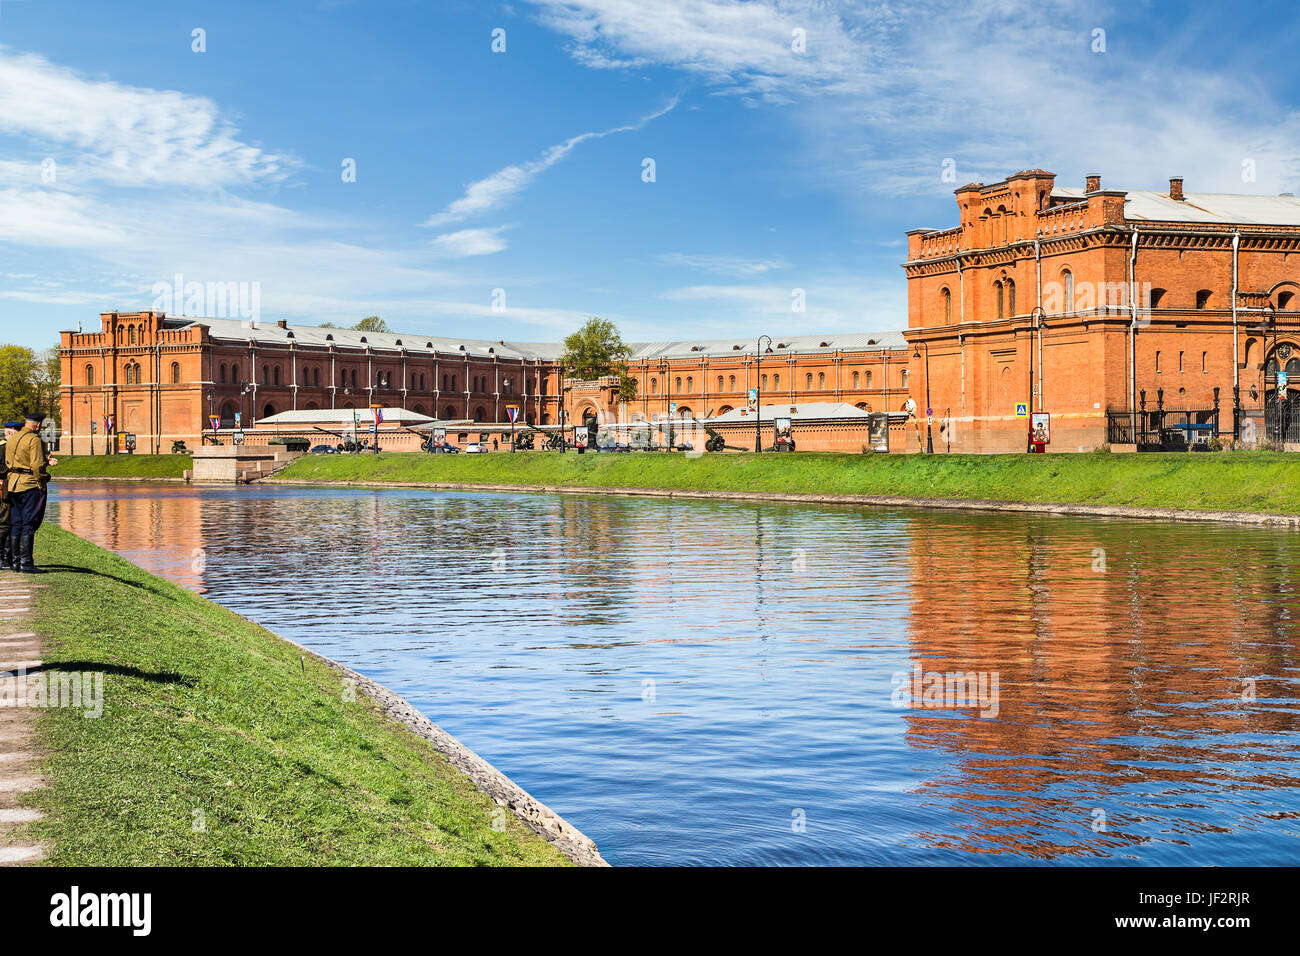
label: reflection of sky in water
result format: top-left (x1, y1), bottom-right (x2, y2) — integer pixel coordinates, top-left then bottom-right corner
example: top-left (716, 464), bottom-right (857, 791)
top-left (52, 482), bottom-right (1300, 866)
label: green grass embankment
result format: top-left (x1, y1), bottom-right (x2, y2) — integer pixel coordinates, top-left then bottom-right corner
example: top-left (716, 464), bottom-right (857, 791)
top-left (274, 450), bottom-right (1300, 515)
top-left (51, 453), bottom-right (191, 479)
top-left (18, 527), bottom-right (570, 866)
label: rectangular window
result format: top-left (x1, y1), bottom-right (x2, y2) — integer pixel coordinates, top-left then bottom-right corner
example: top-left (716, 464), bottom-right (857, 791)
top-left (1178, 350), bottom-right (1184, 373)
top-left (1156, 351), bottom-right (1161, 373)
top-left (1202, 351), bottom-right (1207, 372)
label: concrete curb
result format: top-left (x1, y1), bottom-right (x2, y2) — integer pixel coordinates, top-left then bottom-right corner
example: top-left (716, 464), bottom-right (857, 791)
top-left (260, 477), bottom-right (1300, 529)
top-left (268, 630), bottom-right (608, 867)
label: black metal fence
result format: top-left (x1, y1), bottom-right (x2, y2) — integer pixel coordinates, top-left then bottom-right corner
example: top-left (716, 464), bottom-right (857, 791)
top-left (1106, 406), bottom-right (1220, 450)
top-left (1264, 402), bottom-right (1300, 443)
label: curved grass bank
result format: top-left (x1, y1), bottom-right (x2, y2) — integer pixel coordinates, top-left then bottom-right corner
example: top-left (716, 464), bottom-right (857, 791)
top-left (51, 453), bottom-right (190, 480)
top-left (17, 527), bottom-right (590, 866)
top-left (273, 450), bottom-right (1300, 517)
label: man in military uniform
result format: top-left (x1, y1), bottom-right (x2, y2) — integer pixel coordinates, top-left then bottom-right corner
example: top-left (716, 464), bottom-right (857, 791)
top-left (5, 411), bottom-right (57, 574)
top-left (0, 420), bottom-right (17, 571)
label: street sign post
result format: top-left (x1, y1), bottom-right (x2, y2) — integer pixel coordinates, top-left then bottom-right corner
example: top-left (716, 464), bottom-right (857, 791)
top-left (506, 404), bottom-right (520, 452)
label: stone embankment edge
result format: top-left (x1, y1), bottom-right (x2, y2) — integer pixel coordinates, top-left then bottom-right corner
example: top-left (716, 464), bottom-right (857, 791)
top-left (260, 477), bottom-right (1300, 528)
top-left (265, 627), bottom-right (608, 867)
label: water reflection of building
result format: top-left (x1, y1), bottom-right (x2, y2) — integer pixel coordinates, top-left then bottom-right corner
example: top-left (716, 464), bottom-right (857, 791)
top-left (55, 488), bottom-right (208, 592)
top-left (902, 513), bottom-right (1300, 859)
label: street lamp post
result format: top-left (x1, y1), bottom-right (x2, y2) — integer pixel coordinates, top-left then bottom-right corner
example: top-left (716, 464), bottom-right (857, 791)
top-left (755, 334), bottom-right (771, 452)
top-left (912, 343), bottom-right (934, 454)
top-left (1260, 304), bottom-right (1279, 442)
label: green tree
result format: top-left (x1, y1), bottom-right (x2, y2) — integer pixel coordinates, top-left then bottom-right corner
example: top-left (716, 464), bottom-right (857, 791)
top-left (33, 345), bottom-right (62, 424)
top-left (561, 317), bottom-right (638, 403)
top-left (353, 316), bottom-right (390, 333)
top-left (0, 345), bottom-right (38, 424)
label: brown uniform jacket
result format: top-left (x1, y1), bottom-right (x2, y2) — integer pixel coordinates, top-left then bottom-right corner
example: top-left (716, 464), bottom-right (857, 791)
top-left (4, 430), bottom-right (48, 495)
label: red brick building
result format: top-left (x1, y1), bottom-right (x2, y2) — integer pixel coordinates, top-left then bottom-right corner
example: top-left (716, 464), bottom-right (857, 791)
top-left (905, 170), bottom-right (1300, 452)
top-left (57, 314), bottom-right (911, 453)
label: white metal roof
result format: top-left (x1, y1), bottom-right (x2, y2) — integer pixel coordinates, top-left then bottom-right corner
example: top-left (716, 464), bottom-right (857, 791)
top-left (704, 401), bottom-right (874, 423)
top-left (164, 317), bottom-right (908, 360)
top-left (1051, 186), bottom-right (1300, 225)
top-left (254, 408), bottom-right (437, 427)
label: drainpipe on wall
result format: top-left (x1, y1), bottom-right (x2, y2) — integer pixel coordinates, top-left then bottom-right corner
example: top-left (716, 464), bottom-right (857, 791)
top-left (1035, 234), bottom-right (1043, 412)
top-left (1232, 229), bottom-right (1241, 401)
top-left (1128, 227), bottom-right (1139, 430)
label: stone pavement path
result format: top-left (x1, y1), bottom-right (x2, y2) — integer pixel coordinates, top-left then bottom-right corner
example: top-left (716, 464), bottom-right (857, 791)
top-left (0, 576), bottom-right (46, 865)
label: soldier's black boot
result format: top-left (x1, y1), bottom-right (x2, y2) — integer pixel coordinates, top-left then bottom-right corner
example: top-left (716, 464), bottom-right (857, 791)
top-left (5, 531), bottom-right (18, 571)
top-left (17, 533), bottom-right (42, 574)
top-left (0, 534), bottom-right (11, 571)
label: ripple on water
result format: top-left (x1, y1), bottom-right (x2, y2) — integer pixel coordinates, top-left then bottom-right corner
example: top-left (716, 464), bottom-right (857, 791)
top-left (51, 482), bottom-right (1300, 866)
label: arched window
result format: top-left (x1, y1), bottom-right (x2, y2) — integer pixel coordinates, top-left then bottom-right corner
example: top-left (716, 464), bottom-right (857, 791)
top-left (901, 369), bottom-right (910, 387)
top-left (85, 364), bottom-right (94, 386)
top-left (450, 374), bottom-right (456, 391)
top-left (773, 373), bottom-right (780, 389)
top-left (806, 373), bottom-right (813, 389)
top-left (650, 377), bottom-right (658, 394)
top-left (729, 375), bottom-right (736, 389)
top-left (420, 373), bottom-right (425, 390)
top-left (351, 370), bottom-right (357, 387)
top-left (717, 375), bottom-right (724, 391)
top-left (941, 287), bottom-right (952, 323)
top-left (261, 365), bottom-right (269, 385)
top-left (123, 364), bottom-right (132, 385)
top-left (171, 362), bottom-right (181, 384)
top-left (263, 403), bottom-right (276, 419)
top-left (340, 370), bottom-right (347, 387)
top-left (1196, 289), bottom-right (1212, 309)
top-left (473, 406), bottom-right (485, 422)
top-left (852, 371), bottom-right (859, 387)
top-left (219, 363), bottom-right (227, 384)
top-left (995, 280), bottom-right (1004, 319)
top-left (675, 376), bottom-right (682, 391)
top-left (1006, 279), bottom-right (1016, 317)
top-left (1149, 288), bottom-right (1167, 309)
top-left (818, 372), bottom-right (825, 389)
top-left (761, 374), bottom-right (768, 389)
top-left (1279, 291), bottom-right (1295, 309)
top-left (444, 405), bottom-right (456, 419)
top-left (687, 376), bottom-right (694, 393)
top-left (866, 370), bottom-right (874, 388)
top-left (314, 368), bottom-right (320, 386)
top-left (1063, 270), bottom-right (1074, 312)
top-left (128, 325), bottom-right (136, 345)
top-left (231, 364), bottom-right (240, 383)
top-left (273, 366), bottom-right (280, 385)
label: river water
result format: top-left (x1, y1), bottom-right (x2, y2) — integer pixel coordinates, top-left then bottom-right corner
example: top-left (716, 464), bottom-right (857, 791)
top-left (50, 481), bottom-right (1300, 866)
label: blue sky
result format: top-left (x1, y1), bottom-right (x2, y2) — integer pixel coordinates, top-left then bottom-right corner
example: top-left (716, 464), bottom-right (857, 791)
top-left (2, 0), bottom-right (1300, 349)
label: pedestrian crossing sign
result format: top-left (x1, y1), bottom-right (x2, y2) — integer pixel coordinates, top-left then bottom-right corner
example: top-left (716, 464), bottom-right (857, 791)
top-left (1014, 403), bottom-right (1029, 418)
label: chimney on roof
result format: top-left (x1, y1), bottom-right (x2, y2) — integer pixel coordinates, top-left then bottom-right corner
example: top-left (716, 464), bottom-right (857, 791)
top-left (276, 319), bottom-right (287, 329)
top-left (1169, 176), bottom-right (1184, 201)
top-left (1085, 174), bottom-right (1101, 193)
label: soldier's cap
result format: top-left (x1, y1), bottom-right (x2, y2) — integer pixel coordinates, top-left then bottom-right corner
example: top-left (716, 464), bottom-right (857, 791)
top-left (3, 420), bottom-right (22, 429)
top-left (22, 411), bottom-right (45, 424)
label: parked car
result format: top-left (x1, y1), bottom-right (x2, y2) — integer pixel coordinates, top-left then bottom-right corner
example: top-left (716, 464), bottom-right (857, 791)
top-left (309, 444), bottom-right (337, 455)
top-left (464, 442), bottom-right (488, 454)
top-left (427, 442), bottom-right (459, 453)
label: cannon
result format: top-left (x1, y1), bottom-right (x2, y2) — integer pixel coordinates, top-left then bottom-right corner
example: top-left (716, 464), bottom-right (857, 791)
top-left (171, 439), bottom-right (190, 454)
top-left (700, 410), bottom-right (749, 453)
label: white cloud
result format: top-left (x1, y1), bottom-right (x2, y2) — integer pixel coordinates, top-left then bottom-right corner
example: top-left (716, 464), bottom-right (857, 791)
top-left (526, 0), bottom-right (1300, 195)
top-left (659, 252), bottom-right (789, 277)
top-left (423, 96), bottom-right (679, 227)
top-left (0, 47), bottom-right (294, 188)
top-left (431, 226), bottom-right (511, 258)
